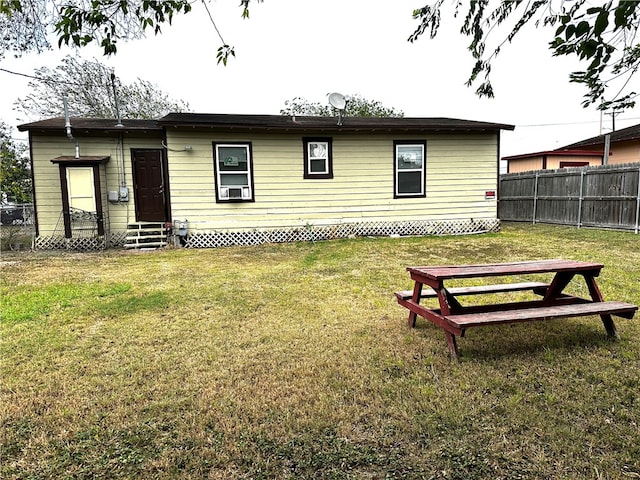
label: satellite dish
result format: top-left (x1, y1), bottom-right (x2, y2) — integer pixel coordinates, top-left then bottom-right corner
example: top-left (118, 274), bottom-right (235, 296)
top-left (327, 92), bottom-right (348, 125)
top-left (328, 92), bottom-right (347, 110)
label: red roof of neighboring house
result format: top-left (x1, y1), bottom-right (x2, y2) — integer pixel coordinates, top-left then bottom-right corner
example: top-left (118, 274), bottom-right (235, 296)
top-left (503, 123), bottom-right (640, 160)
top-left (502, 149), bottom-right (603, 161)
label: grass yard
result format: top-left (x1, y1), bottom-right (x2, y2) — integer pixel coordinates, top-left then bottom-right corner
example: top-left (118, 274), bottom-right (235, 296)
top-left (1, 223), bottom-right (639, 479)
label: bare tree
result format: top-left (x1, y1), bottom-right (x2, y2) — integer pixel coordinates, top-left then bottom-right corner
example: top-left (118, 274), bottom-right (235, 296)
top-left (281, 94), bottom-right (404, 118)
top-left (14, 56), bottom-right (189, 120)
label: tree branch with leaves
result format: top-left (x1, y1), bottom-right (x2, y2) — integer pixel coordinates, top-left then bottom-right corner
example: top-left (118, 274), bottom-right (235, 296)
top-left (4, 1), bottom-right (637, 112)
top-left (0, 0), bottom-right (262, 64)
top-left (409, 0), bottom-right (639, 111)
top-left (0, 122), bottom-right (31, 204)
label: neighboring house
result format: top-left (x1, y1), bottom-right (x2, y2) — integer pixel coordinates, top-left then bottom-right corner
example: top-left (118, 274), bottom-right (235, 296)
top-left (504, 122), bottom-right (640, 173)
top-left (503, 149), bottom-right (603, 173)
top-left (562, 122), bottom-right (640, 164)
top-left (19, 113), bottom-right (514, 250)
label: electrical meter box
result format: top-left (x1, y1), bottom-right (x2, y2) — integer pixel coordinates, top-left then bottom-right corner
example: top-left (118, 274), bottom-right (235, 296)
top-left (119, 187), bottom-right (129, 202)
top-left (175, 220), bottom-right (188, 236)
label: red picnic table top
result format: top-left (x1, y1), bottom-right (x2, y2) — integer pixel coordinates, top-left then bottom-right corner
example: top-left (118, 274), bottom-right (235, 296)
top-left (407, 259), bottom-right (604, 281)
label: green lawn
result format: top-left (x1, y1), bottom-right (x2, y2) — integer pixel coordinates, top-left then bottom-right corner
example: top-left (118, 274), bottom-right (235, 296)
top-left (1, 223), bottom-right (639, 479)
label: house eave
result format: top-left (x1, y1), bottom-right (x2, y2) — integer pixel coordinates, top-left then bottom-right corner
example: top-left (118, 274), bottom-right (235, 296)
top-left (18, 117), bottom-right (163, 135)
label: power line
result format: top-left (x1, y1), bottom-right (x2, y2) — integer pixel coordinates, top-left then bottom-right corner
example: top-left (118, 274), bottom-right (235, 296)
top-left (0, 67), bottom-right (87, 87)
top-left (517, 116), bottom-right (640, 128)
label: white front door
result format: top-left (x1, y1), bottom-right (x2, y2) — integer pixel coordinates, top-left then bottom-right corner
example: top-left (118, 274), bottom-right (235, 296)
top-left (66, 167), bottom-right (96, 212)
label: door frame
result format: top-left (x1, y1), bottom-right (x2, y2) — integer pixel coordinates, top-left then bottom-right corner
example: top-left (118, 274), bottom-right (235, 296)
top-left (51, 156), bottom-right (108, 238)
top-left (131, 148), bottom-right (171, 223)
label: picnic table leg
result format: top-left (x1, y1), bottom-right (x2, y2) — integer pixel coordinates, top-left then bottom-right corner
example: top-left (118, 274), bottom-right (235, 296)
top-left (444, 332), bottom-right (460, 360)
top-left (408, 282), bottom-right (423, 328)
top-left (599, 314), bottom-right (618, 338)
top-left (583, 274), bottom-right (619, 338)
top-left (439, 287), bottom-right (463, 312)
top-left (543, 271), bottom-right (576, 303)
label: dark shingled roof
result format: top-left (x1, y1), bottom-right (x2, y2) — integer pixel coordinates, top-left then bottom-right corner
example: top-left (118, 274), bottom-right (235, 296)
top-left (18, 117), bottom-right (162, 133)
top-left (18, 114), bottom-right (515, 135)
top-left (560, 123), bottom-right (640, 149)
top-left (158, 113), bottom-right (514, 133)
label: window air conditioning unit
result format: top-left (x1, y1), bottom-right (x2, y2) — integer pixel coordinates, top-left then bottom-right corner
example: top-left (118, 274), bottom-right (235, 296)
top-left (228, 187), bottom-right (243, 199)
top-left (220, 186), bottom-right (251, 200)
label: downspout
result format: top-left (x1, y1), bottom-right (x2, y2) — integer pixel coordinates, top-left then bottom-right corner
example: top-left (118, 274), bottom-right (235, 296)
top-left (110, 73), bottom-right (127, 195)
top-left (119, 132), bottom-right (127, 191)
top-left (63, 97), bottom-right (79, 158)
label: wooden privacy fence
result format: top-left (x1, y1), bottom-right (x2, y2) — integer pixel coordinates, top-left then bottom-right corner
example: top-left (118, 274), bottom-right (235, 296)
top-left (499, 163), bottom-right (640, 233)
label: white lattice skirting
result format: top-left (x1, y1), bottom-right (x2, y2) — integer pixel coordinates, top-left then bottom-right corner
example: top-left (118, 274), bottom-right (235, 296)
top-left (35, 232), bottom-right (127, 251)
top-left (35, 236), bottom-right (106, 251)
top-left (34, 219), bottom-right (500, 250)
top-left (184, 219), bottom-right (500, 249)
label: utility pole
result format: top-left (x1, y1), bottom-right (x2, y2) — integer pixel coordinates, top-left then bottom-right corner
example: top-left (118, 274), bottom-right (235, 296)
top-left (605, 111), bottom-right (619, 132)
top-left (602, 110), bottom-right (620, 165)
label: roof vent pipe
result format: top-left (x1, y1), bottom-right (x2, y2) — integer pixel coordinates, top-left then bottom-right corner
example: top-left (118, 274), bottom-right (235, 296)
top-left (63, 97), bottom-right (80, 158)
top-left (111, 73), bottom-right (124, 127)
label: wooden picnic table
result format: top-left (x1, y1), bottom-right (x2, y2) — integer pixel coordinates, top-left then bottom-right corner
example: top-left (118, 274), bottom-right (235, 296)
top-left (395, 259), bottom-right (637, 359)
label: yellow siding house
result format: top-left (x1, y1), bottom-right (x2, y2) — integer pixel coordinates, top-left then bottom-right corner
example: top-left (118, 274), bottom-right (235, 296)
top-left (19, 113), bottom-right (514, 249)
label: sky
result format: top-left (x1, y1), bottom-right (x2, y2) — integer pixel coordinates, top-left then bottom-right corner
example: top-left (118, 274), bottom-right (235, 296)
top-left (1, 0), bottom-right (639, 160)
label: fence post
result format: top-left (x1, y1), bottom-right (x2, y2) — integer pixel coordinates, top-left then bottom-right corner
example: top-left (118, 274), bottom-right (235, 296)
top-left (635, 165), bottom-right (640, 234)
top-left (577, 170), bottom-right (585, 229)
top-left (532, 172), bottom-right (539, 224)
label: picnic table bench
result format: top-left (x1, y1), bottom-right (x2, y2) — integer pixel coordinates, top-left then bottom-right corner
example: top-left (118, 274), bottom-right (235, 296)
top-left (395, 259), bottom-right (637, 359)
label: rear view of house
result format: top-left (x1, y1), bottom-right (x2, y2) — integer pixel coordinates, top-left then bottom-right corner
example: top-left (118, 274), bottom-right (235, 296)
top-left (19, 113), bottom-right (513, 249)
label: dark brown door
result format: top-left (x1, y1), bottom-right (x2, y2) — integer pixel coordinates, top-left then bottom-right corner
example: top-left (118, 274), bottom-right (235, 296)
top-left (132, 149), bottom-right (168, 222)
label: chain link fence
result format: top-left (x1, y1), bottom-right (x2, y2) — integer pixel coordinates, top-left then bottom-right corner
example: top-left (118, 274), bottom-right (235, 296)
top-left (0, 203), bottom-right (35, 251)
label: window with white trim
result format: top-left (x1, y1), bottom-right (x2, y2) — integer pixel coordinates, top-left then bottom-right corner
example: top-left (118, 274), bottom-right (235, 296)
top-left (303, 137), bottom-right (333, 179)
top-left (213, 142), bottom-right (255, 202)
top-left (394, 140), bottom-right (426, 198)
